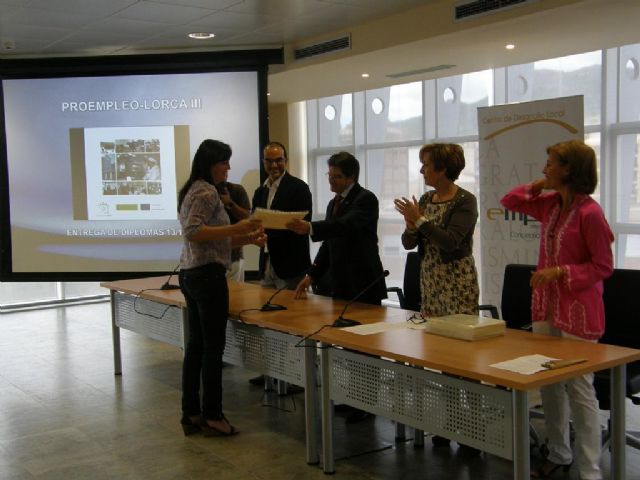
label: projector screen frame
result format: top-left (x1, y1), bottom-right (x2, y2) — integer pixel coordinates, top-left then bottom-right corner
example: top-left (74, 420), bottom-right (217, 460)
top-left (0, 49), bottom-right (282, 282)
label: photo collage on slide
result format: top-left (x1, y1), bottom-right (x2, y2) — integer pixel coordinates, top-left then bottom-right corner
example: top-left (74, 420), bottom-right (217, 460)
top-left (101, 138), bottom-right (162, 196)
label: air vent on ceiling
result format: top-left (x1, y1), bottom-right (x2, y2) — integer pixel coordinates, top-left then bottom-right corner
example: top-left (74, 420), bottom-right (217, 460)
top-left (387, 64), bottom-right (456, 79)
top-left (294, 35), bottom-right (351, 61)
top-left (454, 0), bottom-right (538, 21)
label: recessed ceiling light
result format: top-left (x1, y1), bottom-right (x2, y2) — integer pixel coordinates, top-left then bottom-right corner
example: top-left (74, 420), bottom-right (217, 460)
top-left (361, 73), bottom-right (370, 78)
top-left (188, 32), bottom-right (215, 40)
top-left (505, 44), bottom-right (515, 50)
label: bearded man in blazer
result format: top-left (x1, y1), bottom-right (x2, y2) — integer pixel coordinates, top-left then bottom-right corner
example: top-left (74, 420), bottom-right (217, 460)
top-left (288, 151), bottom-right (387, 305)
top-left (252, 142), bottom-right (312, 289)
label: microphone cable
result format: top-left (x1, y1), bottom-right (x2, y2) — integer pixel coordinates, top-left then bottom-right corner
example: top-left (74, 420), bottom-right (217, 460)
top-left (133, 288), bottom-right (179, 320)
top-left (260, 287), bottom-right (287, 311)
top-left (333, 269), bottom-right (390, 327)
top-left (160, 264), bottom-right (181, 290)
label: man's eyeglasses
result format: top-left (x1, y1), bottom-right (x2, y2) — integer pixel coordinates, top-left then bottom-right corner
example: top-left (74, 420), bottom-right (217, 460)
top-left (406, 312), bottom-right (427, 324)
top-left (263, 157), bottom-right (286, 165)
top-left (326, 172), bottom-right (346, 180)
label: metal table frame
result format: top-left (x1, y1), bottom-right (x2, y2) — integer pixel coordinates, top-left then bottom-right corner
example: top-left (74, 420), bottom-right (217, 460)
top-left (108, 289), bottom-right (320, 465)
top-left (319, 344), bottom-right (628, 480)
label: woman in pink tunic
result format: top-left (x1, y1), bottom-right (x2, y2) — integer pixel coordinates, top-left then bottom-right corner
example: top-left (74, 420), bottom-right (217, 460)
top-left (501, 140), bottom-right (613, 480)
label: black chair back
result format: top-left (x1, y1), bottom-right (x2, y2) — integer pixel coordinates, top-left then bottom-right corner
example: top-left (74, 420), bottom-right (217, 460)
top-left (500, 264), bottom-right (536, 330)
top-left (601, 268), bottom-right (640, 349)
top-left (596, 268), bottom-right (640, 409)
top-left (402, 251), bottom-right (422, 311)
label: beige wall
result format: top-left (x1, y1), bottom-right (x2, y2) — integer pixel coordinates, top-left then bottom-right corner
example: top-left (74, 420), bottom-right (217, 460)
top-left (267, 102), bottom-right (289, 153)
top-left (267, 101), bottom-right (307, 181)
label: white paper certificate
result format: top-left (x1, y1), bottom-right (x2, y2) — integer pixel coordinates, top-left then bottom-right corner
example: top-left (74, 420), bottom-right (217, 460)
top-left (252, 208), bottom-right (308, 229)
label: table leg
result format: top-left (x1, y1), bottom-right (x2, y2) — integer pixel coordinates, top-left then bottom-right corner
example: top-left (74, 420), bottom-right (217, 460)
top-left (278, 380), bottom-right (288, 395)
top-left (320, 344), bottom-right (335, 474)
top-left (304, 339), bottom-right (319, 465)
top-left (110, 290), bottom-right (122, 375)
top-left (610, 364), bottom-right (626, 480)
top-left (414, 428), bottom-right (424, 447)
top-left (513, 389), bottom-right (529, 480)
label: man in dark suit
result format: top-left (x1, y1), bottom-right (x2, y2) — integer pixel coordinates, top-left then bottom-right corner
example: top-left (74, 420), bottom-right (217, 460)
top-left (252, 141), bottom-right (312, 290)
top-left (289, 151), bottom-right (387, 305)
top-left (248, 142), bottom-right (312, 389)
top-left (288, 151), bottom-right (386, 422)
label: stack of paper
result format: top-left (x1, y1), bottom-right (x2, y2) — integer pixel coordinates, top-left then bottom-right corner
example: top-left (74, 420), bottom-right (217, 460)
top-left (252, 208), bottom-right (308, 229)
top-left (490, 354), bottom-right (559, 375)
top-left (424, 314), bottom-right (506, 341)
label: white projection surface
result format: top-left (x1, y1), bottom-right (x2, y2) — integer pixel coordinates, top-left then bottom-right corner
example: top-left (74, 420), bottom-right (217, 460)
top-left (2, 71), bottom-right (260, 274)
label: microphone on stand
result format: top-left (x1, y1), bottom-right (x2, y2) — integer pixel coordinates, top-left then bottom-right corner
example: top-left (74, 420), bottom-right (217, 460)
top-left (260, 287), bottom-right (287, 311)
top-left (161, 264), bottom-right (181, 290)
top-left (332, 270), bottom-right (390, 328)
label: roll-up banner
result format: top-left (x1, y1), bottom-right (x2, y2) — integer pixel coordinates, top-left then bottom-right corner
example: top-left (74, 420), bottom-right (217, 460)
top-left (478, 95), bottom-right (584, 309)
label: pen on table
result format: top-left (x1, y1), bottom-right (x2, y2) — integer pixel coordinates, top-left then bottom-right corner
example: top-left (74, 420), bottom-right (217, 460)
top-left (541, 358), bottom-right (587, 370)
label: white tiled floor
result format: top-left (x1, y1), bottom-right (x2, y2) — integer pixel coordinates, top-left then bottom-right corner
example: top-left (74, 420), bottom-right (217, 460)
top-left (0, 301), bottom-right (638, 479)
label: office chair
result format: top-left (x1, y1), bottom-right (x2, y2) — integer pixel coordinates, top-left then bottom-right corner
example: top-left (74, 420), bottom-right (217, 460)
top-left (500, 264), bottom-right (536, 330)
top-left (593, 268), bottom-right (640, 451)
top-left (387, 251), bottom-right (422, 311)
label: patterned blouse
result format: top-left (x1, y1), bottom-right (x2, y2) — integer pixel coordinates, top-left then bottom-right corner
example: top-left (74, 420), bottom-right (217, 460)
top-left (179, 180), bottom-right (231, 270)
top-left (402, 190), bottom-right (479, 317)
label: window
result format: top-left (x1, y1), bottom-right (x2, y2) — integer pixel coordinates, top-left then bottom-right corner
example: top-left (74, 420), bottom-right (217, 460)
top-left (365, 147), bottom-right (422, 221)
top-left (619, 44), bottom-right (640, 122)
top-left (366, 82), bottom-right (423, 143)
top-left (437, 70), bottom-right (493, 137)
top-left (318, 94), bottom-right (353, 147)
top-left (615, 134), bottom-right (640, 224)
top-left (63, 282), bottom-right (105, 299)
top-left (508, 51), bottom-right (602, 125)
top-left (0, 283), bottom-right (58, 306)
top-left (300, 42), bottom-right (640, 302)
top-left (0, 281), bottom-right (106, 308)
top-left (617, 234), bottom-right (640, 269)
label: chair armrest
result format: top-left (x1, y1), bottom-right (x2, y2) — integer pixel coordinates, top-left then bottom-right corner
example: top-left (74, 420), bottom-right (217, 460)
top-left (386, 287), bottom-right (406, 309)
top-left (478, 304), bottom-right (499, 319)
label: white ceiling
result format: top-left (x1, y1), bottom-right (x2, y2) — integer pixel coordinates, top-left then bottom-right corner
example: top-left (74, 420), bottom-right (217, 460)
top-left (0, 0), bottom-right (434, 56)
top-left (1, 0), bottom-right (639, 104)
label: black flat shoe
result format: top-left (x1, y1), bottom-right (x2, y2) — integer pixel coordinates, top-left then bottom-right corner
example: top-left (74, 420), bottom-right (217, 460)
top-left (180, 415), bottom-right (202, 436)
top-left (334, 403), bottom-right (355, 413)
top-left (458, 443), bottom-right (481, 456)
top-left (200, 414), bottom-right (239, 437)
top-left (345, 408), bottom-right (373, 424)
top-left (431, 435), bottom-right (451, 447)
top-left (530, 460), bottom-right (572, 478)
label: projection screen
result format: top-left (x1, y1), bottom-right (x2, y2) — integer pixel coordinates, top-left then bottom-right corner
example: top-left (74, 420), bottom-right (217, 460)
top-left (0, 51), bottom-right (280, 280)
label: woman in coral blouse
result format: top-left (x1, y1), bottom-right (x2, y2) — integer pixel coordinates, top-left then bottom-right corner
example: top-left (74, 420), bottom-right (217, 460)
top-left (501, 140), bottom-right (613, 480)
